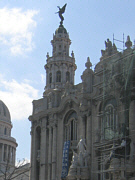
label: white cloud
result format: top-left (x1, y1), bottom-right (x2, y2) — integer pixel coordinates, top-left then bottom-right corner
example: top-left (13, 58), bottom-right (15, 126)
top-left (0, 77), bottom-right (39, 121)
top-left (0, 8), bottom-right (38, 56)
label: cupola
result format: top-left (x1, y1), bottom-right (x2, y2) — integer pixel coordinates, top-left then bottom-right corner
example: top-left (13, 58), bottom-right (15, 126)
top-left (0, 100), bottom-right (17, 169)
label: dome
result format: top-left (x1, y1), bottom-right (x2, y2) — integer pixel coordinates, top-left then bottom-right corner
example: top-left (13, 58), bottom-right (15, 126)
top-left (55, 24), bottom-right (67, 34)
top-left (0, 100), bottom-right (11, 123)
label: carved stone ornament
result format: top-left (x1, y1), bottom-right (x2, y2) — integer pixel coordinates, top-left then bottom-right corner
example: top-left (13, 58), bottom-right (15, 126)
top-left (125, 35), bottom-right (132, 49)
top-left (85, 57), bottom-right (92, 69)
top-left (69, 138), bottom-right (89, 168)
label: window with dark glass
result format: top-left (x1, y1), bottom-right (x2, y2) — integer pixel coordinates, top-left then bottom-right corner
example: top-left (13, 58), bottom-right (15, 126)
top-left (102, 104), bottom-right (117, 140)
top-left (66, 71), bottom-right (70, 82)
top-left (49, 73), bottom-right (52, 83)
top-left (65, 111), bottom-right (77, 141)
top-left (56, 71), bottom-right (61, 82)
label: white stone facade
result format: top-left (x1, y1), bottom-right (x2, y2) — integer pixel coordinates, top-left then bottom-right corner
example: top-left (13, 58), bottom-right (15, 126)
top-left (0, 100), bottom-right (17, 174)
top-left (29, 24), bottom-right (135, 180)
top-left (0, 100), bottom-right (30, 180)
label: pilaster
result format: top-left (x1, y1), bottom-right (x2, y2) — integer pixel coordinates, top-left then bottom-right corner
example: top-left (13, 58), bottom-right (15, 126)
top-left (129, 100), bottom-right (135, 159)
top-left (1, 143), bottom-right (4, 162)
top-left (48, 126), bottom-right (52, 180)
top-left (52, 123), bottom-right (57, 180)
top-left (40, 117), bottom-right (47, 180)
top-left (30, 124), bottom-right (36, 180)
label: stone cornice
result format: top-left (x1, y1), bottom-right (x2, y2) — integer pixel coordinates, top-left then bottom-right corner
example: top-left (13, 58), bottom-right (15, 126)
top-left (0, 135), bottom-right (18, 147)
top-left (31, 95), bottom-right (80, 121)
top-left (0, 120), bottom-right (12, 128)
top-left (45, 59), bottom-right (76, 70)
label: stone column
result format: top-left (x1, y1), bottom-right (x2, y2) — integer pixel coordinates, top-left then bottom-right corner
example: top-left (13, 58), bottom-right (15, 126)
top-left (40, 118), bottom-right (47, 180)
top-left (129, 100), bottom-right (135, 159)
top-left (10, 147), bottom-right (12, 163)
top-left (1, 144), bottom-right (4, 162)
top-left (9, 146), bottom-right (11, 163)
top-left (91, 105), bottom-right (98, 180)
top-left (30, 124), bottom-right (36, 180)
top-left (79, 115), bottom-right (85, 139)
top-left (86, 114), bottom-right (91, 155)
top-left (13, 147), bottom-right (15, 165)
top-left (48, 126), bottom-right (52, 180)
top-left (52, 124), bottom-right (57, 180)
top-left (46, 69), bottom-right (49, 86)
top-left (5, 145), bottom-right (8, 162)
top-left (71, 67), bottom-right (73, 84)
top-left (52, 64), bottom-right (55, 89)
top-left (62, 65), bottom-right (65, 85)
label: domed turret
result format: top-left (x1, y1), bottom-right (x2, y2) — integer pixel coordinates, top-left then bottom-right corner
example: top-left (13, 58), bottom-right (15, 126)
top-left (55, 24), bottom-right (67, 34)
top-left (0, 100), bottom-right (11, 123)
top-left (0, 100), bottom-right (17, 170)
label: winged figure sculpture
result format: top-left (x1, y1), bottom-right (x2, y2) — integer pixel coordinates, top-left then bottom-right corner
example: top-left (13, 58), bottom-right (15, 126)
top-left (56, 4), bottom-right (67, 25)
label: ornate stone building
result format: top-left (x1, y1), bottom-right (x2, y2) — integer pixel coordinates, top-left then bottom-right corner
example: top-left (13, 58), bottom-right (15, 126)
top-left (29, 21), bottom-right (135, 180)
top-left (0, 100), bottom-right (17, 179)
top-left (0, 100), bottom-right (17, 173)
top-left (0, 100), bottom-right (29, 180)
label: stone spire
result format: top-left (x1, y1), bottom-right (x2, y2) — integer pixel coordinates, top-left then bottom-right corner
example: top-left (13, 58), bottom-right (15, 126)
top-left (85, 57), bottom-right (92, 69)
top-left (81, 57), bottom-right (94, 93)
top-left (125, 35), bottom-right (132, 49)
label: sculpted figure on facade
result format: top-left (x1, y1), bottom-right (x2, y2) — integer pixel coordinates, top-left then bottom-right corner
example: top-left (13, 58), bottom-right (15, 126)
top-left (56, 3), bottom-right (67, 25)
top-left (70, 138), bottom-right (88, 169)
top-left (101, 38), bottom-right (118, 57)
top-left (71, 151), bottom-right (78, 168)
top-left (77, 138), bottom-right (87, 154)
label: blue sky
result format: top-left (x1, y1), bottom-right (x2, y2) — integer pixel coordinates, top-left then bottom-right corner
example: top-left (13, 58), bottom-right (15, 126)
top-left (0, 0), bottom-right (135, 160)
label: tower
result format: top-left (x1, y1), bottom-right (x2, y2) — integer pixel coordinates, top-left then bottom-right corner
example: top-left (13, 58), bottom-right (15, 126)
top-left (0, 100), bottom-right (17, 172)
top-left (44, 24), bottom-right (76, 92)
top-left (29, 21), bottom-right (79, 180)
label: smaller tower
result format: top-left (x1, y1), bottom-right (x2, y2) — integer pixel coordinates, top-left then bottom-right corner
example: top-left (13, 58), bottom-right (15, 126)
top-left (0, 100), bottom-right (17, 172)
top-left (81, 57), bottom-right (94, 93)
top-left (44, 24), bottom-right (77, 93)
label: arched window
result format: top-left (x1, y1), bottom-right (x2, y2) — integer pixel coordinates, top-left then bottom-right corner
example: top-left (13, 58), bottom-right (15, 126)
top-left (56, 71), bottom-right (61, 82)
top-left (64, 111), bottom-right (77, 142)
top-left (66, 72), bottom-right (70, 82)
top-left (64, 111), bottom-right (78, 168)
top-left (49, 73), bottom-right (52, 83)
top-left (105, 105), bottom-right (116, 130)
top-left (102, 104), bottom-right (117, 140)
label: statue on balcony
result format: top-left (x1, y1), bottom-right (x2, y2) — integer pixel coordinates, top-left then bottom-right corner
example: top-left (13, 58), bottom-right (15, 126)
top-left (68, 138), bottom-right (90, 178)
top-left (71, 150), bottom-right (78, 168)
top-left (70, 138), bottom-right (88, 168)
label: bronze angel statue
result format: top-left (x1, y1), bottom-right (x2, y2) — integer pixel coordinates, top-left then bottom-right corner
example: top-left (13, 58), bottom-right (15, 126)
top-left (56, 4), bottom-right (67, 25)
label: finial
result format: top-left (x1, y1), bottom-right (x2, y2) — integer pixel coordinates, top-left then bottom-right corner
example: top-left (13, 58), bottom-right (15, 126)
top-left (125, 35), bottom-right (132, 49)
top-left (85, 57), bottom-right (92, 69)
top-left (71, 51), bottom-right (74, 58)
top-left (46, 52), bottom-right (49, 59)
